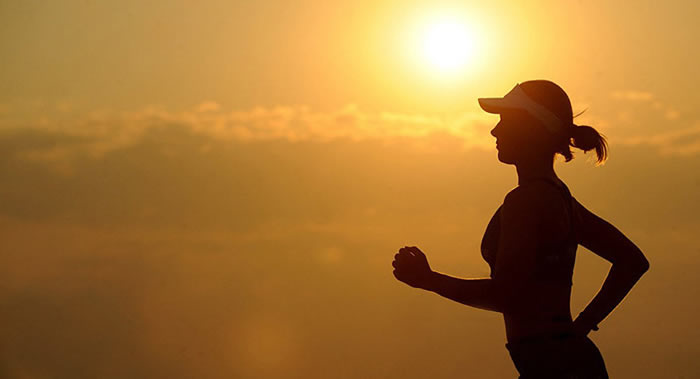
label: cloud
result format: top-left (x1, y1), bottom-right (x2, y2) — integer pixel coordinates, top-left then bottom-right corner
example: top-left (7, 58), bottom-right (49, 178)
top-left (196, 101), bottom-right (221, 112)
top-left (621, 122), bottom-right (700, 156)
top-left (2, 98), bottom-right (698, 175)
top-left (0, 104), bottom-right (496, 171)
top-left (665, 109), bottom-right (681, 121)
top-left (610, 90), bottom-right (700, 156)
top-left (609, 89), bottom-right (682, 123)
top-left (605, 91), bottom-right (700, 155)
top-left (610, 90), bottom-right (654, 101)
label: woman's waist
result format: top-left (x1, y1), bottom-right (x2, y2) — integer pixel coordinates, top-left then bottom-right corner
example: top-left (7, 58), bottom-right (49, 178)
top-left (504, 311), bottom-right (574, 344)
top-left (503, 286), bottom-right (573, 342)
top-left (504, 281), bottom-right (572, 310)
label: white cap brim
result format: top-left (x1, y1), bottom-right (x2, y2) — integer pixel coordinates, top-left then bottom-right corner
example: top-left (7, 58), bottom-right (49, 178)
top-left (478, 84), bottom-right (567, 134)
top-left (478, 97), bottom-right (515, 114)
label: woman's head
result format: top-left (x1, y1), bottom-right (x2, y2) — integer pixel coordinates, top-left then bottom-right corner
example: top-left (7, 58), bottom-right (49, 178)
top-left (480, 80), bottom-right (608, 165)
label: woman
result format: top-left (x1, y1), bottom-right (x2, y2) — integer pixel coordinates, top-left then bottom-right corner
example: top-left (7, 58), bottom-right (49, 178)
top-left (391, 80), bottom-right (649, 378)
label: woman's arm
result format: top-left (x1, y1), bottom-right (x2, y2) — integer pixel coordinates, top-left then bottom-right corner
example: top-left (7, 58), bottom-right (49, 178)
top-left (392, 185), bottom-right (547, 314)
top-left (572, 199), bottom-right (650, 333)
top-left (423, 272), bottom-right (503, 312)
top-left (392, 246), bottom-right (504, 312)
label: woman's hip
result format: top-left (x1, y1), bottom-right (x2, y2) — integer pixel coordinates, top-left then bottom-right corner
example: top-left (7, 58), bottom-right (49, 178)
top-left (505, 333), bottom-right (608, 378)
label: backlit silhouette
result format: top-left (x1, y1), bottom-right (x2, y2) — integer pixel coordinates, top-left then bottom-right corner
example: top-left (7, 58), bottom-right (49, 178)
top-left (392, 80), bottom-right (650, 378)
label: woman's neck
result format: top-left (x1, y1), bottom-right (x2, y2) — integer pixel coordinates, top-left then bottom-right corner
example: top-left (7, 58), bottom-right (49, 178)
top-left (515, 158), bottom-right (557, 186)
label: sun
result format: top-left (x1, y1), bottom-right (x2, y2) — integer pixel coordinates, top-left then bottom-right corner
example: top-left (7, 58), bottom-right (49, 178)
top-left (418, 17), bottom-right (477, 75)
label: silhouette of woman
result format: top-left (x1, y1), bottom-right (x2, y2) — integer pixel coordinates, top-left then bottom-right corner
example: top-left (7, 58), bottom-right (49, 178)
top-left (391, 80), bottom-right (649, 378)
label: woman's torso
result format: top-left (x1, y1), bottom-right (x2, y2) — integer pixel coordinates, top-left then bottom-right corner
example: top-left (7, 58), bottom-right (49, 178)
top-left (481, 177), bottom-right (578, 343)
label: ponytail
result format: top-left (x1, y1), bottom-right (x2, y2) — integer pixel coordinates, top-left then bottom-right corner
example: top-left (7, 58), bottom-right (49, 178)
top-left (570, 124), bottom-right (608, 165)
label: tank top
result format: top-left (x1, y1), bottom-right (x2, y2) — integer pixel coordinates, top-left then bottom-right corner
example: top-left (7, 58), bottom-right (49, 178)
top-left (480, 177), bottom-right (578, 286)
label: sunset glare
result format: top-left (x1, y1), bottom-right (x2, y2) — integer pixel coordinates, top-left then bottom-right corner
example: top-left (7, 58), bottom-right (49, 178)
top-left (419, 17), bottom-right (477, 75)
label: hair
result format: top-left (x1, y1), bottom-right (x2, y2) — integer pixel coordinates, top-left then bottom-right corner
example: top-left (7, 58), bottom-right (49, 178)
top-left (519, 80), bottom-right (608, 165)
top-left (569, 121), bottom-right (608, 165)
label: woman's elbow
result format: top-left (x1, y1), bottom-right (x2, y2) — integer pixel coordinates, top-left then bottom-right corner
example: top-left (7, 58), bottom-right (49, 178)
top-left (633, 248), bottom-right (650, 274)
top-left (638, 255), bottom-right (650, 274)
top-left (640, 255), bottom-right (649, 273)
top-left (618, 251), bottom-right (650, 276)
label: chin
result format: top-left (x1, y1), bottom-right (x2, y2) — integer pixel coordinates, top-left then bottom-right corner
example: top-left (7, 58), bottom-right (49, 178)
top-left (497, 150), bottom-right (517, 165)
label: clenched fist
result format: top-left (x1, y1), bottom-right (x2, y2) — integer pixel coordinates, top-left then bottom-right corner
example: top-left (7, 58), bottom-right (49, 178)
top-left (392, 246), bottom-right (434, 290)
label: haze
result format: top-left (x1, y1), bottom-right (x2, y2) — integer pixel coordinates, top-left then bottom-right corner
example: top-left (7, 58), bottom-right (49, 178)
top-left (1, 1), bottom-right (699, 378)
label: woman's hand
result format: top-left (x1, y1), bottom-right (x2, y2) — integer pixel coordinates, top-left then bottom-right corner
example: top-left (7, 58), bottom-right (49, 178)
top-left (392, 246), bottom-right (434, 290)
top-left (572, 314), bottom-right (599, 338)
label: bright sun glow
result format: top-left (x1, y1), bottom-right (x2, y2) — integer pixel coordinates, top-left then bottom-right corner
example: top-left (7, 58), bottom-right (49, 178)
top-left (418, 16), bottom-right (478, 76)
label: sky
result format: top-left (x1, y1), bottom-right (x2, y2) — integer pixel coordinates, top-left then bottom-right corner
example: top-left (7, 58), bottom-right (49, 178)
top-left (1, 1), bottom-right (699, 378)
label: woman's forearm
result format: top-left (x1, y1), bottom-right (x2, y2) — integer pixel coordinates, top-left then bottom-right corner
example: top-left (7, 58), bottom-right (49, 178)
top-left (422, 271), bottom-right (503, 313)
top-left (576, 261), bottom-right (649, 330)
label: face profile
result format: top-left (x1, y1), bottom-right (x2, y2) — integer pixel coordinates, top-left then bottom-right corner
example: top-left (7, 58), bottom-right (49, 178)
top-left (490, 109), bottom-right (553, 165)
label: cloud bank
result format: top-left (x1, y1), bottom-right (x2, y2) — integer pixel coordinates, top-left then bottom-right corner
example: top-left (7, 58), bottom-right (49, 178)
top-left (2, 97), bottom-right (697, 177)
top-left (1, 103), bottom-right (497, 172)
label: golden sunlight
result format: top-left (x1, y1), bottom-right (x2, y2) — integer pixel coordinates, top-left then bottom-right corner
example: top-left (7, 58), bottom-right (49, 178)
top-left (419, 16), bottom-right (477, 75)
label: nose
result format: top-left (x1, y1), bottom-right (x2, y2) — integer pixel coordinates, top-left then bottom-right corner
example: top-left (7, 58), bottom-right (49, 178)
top-left (490, 123), bottom-right (499, 138)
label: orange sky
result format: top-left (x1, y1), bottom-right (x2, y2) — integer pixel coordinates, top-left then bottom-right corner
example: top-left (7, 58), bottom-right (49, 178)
top-left (1, 1), bottom-right (699, 378)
